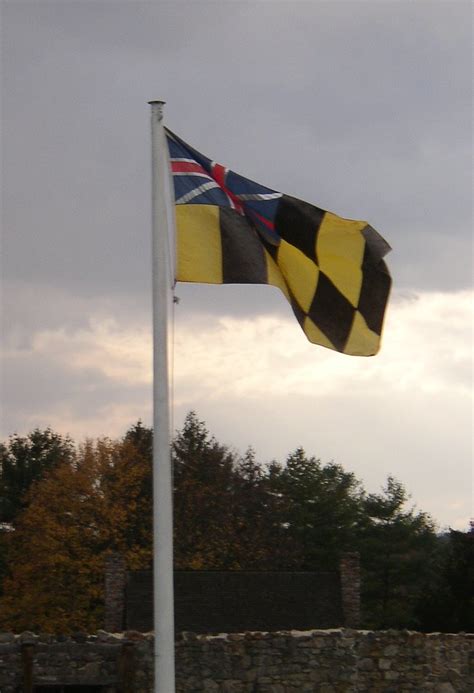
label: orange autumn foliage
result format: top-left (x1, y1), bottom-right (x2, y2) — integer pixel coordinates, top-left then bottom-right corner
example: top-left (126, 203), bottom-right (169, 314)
top-left (0, 435), bottom-right (152, 633)
top-left (0, 415), bottom-right (298, 633)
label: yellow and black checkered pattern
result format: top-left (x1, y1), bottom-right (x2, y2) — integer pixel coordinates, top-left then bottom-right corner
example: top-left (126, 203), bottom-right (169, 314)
top-left (175, 195), bottom-right (391, 356)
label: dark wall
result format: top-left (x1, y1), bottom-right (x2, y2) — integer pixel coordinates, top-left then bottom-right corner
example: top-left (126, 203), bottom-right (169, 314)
top-left (126, 570), bottom-right (343, 633)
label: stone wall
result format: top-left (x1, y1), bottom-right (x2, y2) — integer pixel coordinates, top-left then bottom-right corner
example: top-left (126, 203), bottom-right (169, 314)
top-left (0, 629), bottom-right (472, 692)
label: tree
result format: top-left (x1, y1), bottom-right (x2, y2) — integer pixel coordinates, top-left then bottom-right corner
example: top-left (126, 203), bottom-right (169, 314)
top-left (173, 411), bottom-right (239, 569)
top-left (415, 529), bottom-right (474, 632)
top-left (123, 420), bottom-right (153, 460)
top-left (1, 414), bottom-right (295, 631)
top-left (0, 425), bottom-right (153, 633)
top-left (358, 476), bottom-right (438, 629)
top-left (0, 428), bottom-right (74, 523)
top-left (227, 447), bottom-right (299, 570)
top-left (0, 415), bottom-right (455, 633)
top-left (0, 428), bottom-right (76, 597)
top-left (268, 447), bottom-right (365, 569)
top-left (101, 424), bottom-right (153, 569)
top-left (441, 530), bottom-right (474, 631)
top-left (0, 441), bottom-right (107, 632)
top-left (173, 412), bottom-right (298, 570)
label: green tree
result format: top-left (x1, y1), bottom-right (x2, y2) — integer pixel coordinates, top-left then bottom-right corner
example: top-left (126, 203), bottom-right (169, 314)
top-left (268, 447), bottom-right (365, 569)
top-left (173, 411), bottom-right (246, 569)
top-left (0, 428), bottom-right (74, 523)
top-left (231, 447), bottom-right (299, 569)
top-left (415, 528), bottom-right (474, 632)
top-left (173, 412), bottom-right (298, 570)
top-left (123, 420), bottom-right (153, 460)
top-left (358, 476), bottom-right (437, 629)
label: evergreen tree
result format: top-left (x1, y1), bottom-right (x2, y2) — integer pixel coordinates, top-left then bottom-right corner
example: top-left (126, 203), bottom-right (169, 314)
top-left (123, 420), bottom-right (153, 460)
top-left (173, 411), bottom-right (237, 568)
top-left (358, 476), bottom-right (437, 629)
top-left (173, 413), bottom-right (298, 570)
top-left (0, 428), bottom-right (74, 523)
top-left (415, 528), bottom-right (474, 632)
top-left (268, 447), bottom-right (365, 569)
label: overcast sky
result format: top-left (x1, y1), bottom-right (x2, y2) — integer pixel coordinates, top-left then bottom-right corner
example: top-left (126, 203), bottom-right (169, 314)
top-left (1, 1), bottom-right (472, 531)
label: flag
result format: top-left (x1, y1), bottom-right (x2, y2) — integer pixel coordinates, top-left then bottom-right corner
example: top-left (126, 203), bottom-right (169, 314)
top-left (166, 129), bottom-right (391, 356)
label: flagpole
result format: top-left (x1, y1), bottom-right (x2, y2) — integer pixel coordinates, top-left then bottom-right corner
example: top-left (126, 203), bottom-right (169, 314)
top-left (149, 99), bottom-right (175, 693)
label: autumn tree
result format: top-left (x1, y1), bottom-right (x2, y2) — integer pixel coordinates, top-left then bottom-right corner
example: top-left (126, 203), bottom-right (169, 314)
top-left (0, 441), bottom-right (107, 632)
top-left (0, 428), bottom-right (76, 596)
top-left (0, 427), bottom-right (153, 633)
top-left (1, 414), bottom-right (297, 631)
top-left (100, 423), bottom-right (153, 569)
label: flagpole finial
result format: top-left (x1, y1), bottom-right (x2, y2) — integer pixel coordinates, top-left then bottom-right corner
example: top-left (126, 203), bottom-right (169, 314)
top-left (148, 100), bottom-right (166, 121)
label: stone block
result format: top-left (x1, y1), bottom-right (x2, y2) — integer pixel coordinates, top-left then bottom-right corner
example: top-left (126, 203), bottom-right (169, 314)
top-left (384, 670), bottom-right (400, 680)
top-left (383, 644), bottom-right (399, 657)
top-left (0, 634), bottom-right (14, 644)
top-left (318, 685), bottom-right (336, 693)
top-left (358, 657), bottom-right (375, 671)
top-left (434, 684), bottom-right (456, 693)
top-left (378, 657), bottom-right (391, 670)
top-left (77, 660), bottom-right (102, 678)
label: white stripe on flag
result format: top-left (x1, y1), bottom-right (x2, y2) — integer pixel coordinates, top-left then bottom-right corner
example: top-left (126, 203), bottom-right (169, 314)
top-left (175, 180), bottom-right (222, 204)
top-left (236, 192), bottom-right (282, 201)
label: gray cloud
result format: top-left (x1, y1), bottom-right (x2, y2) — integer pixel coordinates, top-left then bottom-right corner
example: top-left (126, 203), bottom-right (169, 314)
top-left (1, 1), bottom-right (472, 530)
top-left (1, 315), bottom-right (152, 437)
top-left (2, 0), bottom-right (471, 302)
top-left (1, 349), bottom-right (150, 436)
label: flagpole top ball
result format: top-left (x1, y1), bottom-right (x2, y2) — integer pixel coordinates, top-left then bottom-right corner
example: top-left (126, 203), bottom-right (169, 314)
top-left (149, 100), bottom-right (166, 121)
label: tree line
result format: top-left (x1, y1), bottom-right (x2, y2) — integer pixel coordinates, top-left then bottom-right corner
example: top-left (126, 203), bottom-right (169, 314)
top-left (0, 412), bottom-right (472, 633)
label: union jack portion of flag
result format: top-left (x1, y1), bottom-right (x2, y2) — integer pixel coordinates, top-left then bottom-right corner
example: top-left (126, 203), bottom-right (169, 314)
top-left (167, 129), bottom-right (282, 246)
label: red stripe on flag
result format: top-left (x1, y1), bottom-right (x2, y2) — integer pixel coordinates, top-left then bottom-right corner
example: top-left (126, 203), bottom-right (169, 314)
top-left (171, 161), bottom-right (206, 174)
top-left (211, 162), bottom-right (244, 213)
top-left (211, 163), bottom-right (227, 189)
top-left (252, 209), bottom-right (275, 230)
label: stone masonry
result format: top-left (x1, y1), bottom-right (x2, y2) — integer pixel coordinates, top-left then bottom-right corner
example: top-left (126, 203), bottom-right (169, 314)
top-left (339, 553), bottom-right (361, 629)
top-left (104, 552), bottom-right (127, 633)
top-left (0, 629), bottom-right (472, 692)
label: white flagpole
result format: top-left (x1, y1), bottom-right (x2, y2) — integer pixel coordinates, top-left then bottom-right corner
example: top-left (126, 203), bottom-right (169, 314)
top-left (149, 100), bottom-right (175, 693)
